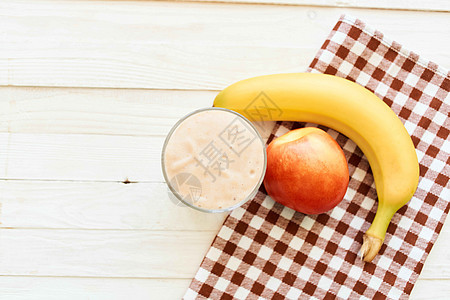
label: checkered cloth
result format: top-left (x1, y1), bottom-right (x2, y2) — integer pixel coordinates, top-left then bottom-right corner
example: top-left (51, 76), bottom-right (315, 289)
top-left (184, 15), bottom-right (449, 299)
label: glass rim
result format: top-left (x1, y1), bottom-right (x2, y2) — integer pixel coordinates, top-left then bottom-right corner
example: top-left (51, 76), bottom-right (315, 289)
top-left (161, 107), bottom-right (267, 213)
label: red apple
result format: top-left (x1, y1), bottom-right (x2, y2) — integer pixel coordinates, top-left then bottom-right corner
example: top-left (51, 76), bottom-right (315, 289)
top-left (264, 127), bottom-right (349, 214)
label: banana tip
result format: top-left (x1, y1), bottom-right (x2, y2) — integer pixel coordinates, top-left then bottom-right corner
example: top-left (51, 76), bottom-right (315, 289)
top-left (361, 234), bottom-right (383, 262)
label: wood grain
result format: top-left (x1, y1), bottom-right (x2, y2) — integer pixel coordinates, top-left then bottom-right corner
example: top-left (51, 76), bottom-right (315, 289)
top-left (0, 1), bottom-right (448, 90)
top-left (0, 228), bottom-right (216, 278)
top-left (0, 180), bottom-right (227, 231)
top-left (418, 216), bottom-right (450, 279)
top-left (411, 279), bottom-right (450, 299)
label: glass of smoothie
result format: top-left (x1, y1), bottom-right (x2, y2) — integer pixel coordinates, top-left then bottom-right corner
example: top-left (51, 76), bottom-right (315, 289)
top-left (161, 107), bottom-right (267, 213)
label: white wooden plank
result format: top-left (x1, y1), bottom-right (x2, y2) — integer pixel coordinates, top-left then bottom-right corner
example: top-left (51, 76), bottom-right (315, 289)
top-left (0, 1), bottom-right (448, 89)
top-left (0, 276), bottom-right (190, 300)
top-left (0, 45), bottom-right (310, 90)
top-left (0, 180), bottom-right (227, 231)
top-left (415, 216), bottom-right (450, 279)
top-left (0, 87), bottom-right (216, 136)
top-left (0, 229), bottom-right (215, 278)
top-left (411, 279), bottom-right (450, 299)
top-left (0, 276), bottom-right (448, 300)
top-left (1, 133), bottom-right (163, 182)
top-left (184, 0), bottom-right (450, 12)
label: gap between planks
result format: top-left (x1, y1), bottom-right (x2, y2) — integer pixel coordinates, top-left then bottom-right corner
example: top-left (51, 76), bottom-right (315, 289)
top-left (164, 0), bottom-right (450, 12)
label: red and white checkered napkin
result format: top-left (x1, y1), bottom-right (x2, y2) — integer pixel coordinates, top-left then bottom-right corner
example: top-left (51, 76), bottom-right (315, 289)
top-left (185, 15), bottom-right (450, 299)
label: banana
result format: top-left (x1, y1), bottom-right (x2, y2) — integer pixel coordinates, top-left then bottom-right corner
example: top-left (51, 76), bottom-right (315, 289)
top-left (213, 73), bottom-right (419, 262)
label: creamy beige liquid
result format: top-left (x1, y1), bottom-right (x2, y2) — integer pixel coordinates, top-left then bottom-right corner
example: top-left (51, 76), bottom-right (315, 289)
top-left (163, 109), bottom-right (266, 211)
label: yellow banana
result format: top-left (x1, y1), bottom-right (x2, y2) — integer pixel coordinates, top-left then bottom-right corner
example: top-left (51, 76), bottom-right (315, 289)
top-left (213, 73), bottom-right (419, 262)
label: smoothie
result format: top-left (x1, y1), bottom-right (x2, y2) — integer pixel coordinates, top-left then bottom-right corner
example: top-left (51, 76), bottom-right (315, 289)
top-left (162, 108), bottom-right (266, 212)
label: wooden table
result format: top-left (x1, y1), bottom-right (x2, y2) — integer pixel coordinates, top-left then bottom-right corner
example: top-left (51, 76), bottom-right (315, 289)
top-left (0, 1), bottom-right (448, 299)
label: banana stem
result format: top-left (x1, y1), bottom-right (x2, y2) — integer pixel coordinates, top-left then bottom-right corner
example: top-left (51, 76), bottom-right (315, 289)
top-left (361, 234), bottom-right (383, 262)
top-left (361, 203), bottom-right (397, 262)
